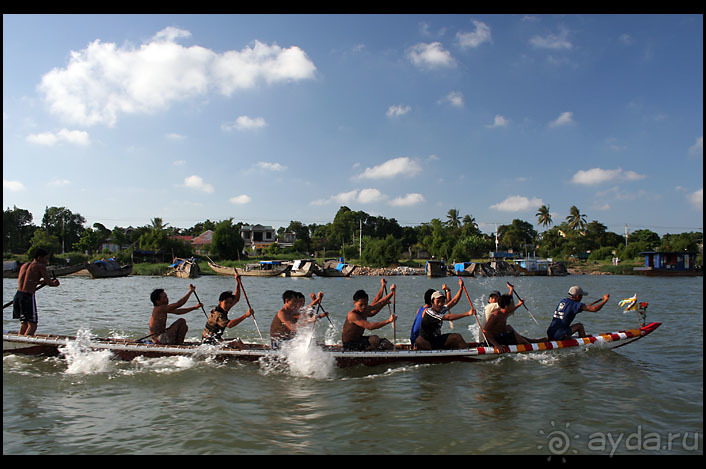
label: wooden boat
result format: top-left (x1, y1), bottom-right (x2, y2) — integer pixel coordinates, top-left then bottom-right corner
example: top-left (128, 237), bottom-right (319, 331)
top-left (316, 259), bottom-right (357, 277)
top-left (453, 262), bottom-right (476, 277)
top-left (166, 258), bottom-right (200, 279)
top-left (633, 251), bottom-right (702, 276)
top-left (425, 260), bottom-right (447, 277)
top-left (2, 322), bottom-right (661, 368)
top-left (207, 259), bottom-right (290, 277)
top-left (3, 261), bottom-right (89, 278)
top-left (282, 259), bottom-right (318, 277)
top-left (86, 259), bottom-right (132, 278)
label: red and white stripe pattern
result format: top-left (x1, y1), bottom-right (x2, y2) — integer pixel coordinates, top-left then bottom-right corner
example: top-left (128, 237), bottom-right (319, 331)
top-left (476, 322), bottom-right (660, 356)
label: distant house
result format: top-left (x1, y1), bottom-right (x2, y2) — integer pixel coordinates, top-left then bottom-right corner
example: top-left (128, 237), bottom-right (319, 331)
top-left (277, 231), bottom-right (296, 248)
top-left (191, 230), bottom-right (213, 254)
top-left (240, 225), bottom-right (276, 252)
top-left (634, 251), bottom-right (701, 276)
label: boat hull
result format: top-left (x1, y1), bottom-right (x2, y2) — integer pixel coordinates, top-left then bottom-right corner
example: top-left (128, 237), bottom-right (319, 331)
top-left (86, 263), bottom-right (132, 278)
top-left (208, 261), bottom-right (290, 277)
top-left (3, 322), bottom-right (661, 368)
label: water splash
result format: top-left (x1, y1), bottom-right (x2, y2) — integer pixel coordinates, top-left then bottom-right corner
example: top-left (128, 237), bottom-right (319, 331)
top-left (59, 329), bottom-right (115, 375)
top-left (259, 311), bottom-right (336, 379)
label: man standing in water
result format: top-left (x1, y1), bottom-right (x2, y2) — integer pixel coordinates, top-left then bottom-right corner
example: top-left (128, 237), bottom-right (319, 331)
top-left (13, 248), bottom-right (61, 335)
top-left (148, 284), bottom-right (203, 345)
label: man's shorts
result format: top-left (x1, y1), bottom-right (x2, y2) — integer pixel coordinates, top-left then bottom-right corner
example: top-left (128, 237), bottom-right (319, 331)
top-left (13, 291), bottom-right (37, 323)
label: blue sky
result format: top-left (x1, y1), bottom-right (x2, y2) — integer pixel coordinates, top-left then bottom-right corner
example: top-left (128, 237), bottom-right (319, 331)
top-left (3, 14), bottom-right (703, 237)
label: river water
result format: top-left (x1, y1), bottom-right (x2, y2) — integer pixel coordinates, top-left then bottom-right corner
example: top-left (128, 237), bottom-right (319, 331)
top-left (3, 274), bottom-right (703, 455)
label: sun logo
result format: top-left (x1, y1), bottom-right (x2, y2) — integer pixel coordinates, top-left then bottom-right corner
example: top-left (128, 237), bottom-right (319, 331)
top-left (537, 421), bottom-right (580, 461)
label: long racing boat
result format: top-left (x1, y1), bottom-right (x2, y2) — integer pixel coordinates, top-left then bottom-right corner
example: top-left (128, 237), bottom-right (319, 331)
top-left (3, 322), bottom-right (661, 368)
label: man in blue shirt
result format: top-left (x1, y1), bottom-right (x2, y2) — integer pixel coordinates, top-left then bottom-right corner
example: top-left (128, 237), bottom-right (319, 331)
top-left (547, 285), bottom-right (610, 341)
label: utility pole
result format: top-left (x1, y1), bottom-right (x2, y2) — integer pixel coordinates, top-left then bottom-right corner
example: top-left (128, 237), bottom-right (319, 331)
top-left (359, 218), bottom-right (363, 258)
top-left (624, 224), bottom-right (629, 247)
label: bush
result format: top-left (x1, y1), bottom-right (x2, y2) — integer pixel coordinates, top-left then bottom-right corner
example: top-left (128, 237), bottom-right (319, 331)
top-left (588, 246), bottom-right (616, 261)
top-left (361, 235), bottom-right (402, 267)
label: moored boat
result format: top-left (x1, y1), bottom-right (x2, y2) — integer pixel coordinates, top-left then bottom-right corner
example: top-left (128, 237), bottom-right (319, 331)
top-left (3, 322), bottom-right (661, 368)
top-left (425, 260), bottom-right (447, 277)
top-left (207, 259), bottom-right (291, 277)
top-left (316, 259), bottom-right (357, 277)
top-left (86, 259), bottom-right (132, 278)
top-left (166, 257), bottom-right (200, 279)
top-left (282, 259), bottom-right (318, 277)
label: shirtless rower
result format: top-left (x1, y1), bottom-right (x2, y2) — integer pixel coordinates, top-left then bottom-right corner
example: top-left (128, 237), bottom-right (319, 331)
top-left (341, 280), bottom-right (396, 351)
top-left (13, 248), bottom-right (61, 335)
top-left (148, 284), bottom-right (203, 345)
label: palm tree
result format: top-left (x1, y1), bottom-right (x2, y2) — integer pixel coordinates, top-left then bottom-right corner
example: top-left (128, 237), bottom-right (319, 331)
top-left (566, 206), bottom-right (587, 231)
top-left (536, 205), bottom-right (553, 229)
top-left (445, 208), bottom-right (461, 230)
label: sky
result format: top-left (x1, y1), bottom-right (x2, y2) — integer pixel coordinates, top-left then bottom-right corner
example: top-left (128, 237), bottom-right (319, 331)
top-left (3, 14), bottom-right (703, 237)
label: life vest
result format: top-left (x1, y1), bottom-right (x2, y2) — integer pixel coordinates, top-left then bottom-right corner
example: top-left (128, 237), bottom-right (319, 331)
top-left (409, 305), bottom-right (426, 345)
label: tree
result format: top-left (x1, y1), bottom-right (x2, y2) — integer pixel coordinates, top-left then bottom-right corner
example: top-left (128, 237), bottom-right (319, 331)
top-left (566, 206), bottom-right (587, 232)
top-left (498, 219), bottom-right (538, 252)
top-left (210, 219), bottom-right (244, 260)
top-left (27, 228), bottom-right (61, 259)
top-left (536, 204), bottom-right (552, 229)
top-left (361, 235), bottom-right (402, 267)
top-left (41, 206), bottom-right (86, 254)
top-left (3, 206), bottom-right (37, 254)
top-left (445, 208), bottom-right (462, 230)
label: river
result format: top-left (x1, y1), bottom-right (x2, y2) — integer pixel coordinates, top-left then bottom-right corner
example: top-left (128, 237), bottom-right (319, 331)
top-left (3, 274), bottom-right (703, 455)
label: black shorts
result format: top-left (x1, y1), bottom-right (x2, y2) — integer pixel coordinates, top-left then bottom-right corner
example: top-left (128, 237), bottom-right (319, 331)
top-left (422, 333), bottom-right (453, 350)
top-left (343, 336), bottom-right (371, 351)
top-left (13, 291), bottom-right (37, 324)
top-left (495, 331), bottom-right (517, 346)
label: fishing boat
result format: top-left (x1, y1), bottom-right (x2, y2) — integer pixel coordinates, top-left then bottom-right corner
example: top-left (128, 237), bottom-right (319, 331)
top-left (316, 259), bottom-right (357, 277)
top-left (282, 259), bottom-right (318, 277)
top-left (453, 262), bottom-right (476, 277)
top-left (166, 257), bottom-right (200, 279)
top-left (633, 251), bottom-right (702, 277)
top-left (2, 322), bottom-right (661, 368)
top-left (425, 260), bottom-right (447, 277)
top-left (207, 259), bottom-right (291, 277)
top-left (86, 259), bottom-right (132, 278)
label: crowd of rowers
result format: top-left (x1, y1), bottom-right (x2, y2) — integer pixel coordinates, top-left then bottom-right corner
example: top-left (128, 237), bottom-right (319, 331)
top-left (12, 249), bottom-right (610, 352)
top-left (146, 273), bottom-right (610, 353)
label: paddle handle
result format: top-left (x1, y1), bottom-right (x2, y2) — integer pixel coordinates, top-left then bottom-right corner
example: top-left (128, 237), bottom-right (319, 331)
top-left (462, 281), bottom-right (486, 342)
top-left (237, 277), bottom-right (264, 342)
top-left (508, 282), bottom-right (539, 325)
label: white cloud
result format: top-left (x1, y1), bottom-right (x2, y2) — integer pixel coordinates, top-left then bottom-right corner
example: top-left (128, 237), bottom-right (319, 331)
top-left (222, 115), bottom-right (267, 132)
top-left (3, 179), bottom-right (26, 192)
top-left (386, 104), bottom-right (411, 117)
top-left (183, 175), bottom-right (214, 193)
top-left (571, 167), bottom-right (646, 185)
top-left (456, 20), bottom-right (492, 48)
top-left (356, 157), bottom-right (422, 180)
top-left (358, 188), bottom-right (385, 204)
top-left (310, 188), bottom-right (389, 206)
top-left (166, 133), bottom-right (186, 140)
top-left (490, 195), bottom-right (543, 212)
top-left (486, 114), bottom-right (509, 128)
top-left (255, 161), bottom-right (286, 171)
top-left (26, 128), bottom-right (90, 146)
top-left (549, 111), bottom-right (575, 127)
top-left (530, 28), bottom-right (573, 50)
top-left (173, 160), bottom-right (186, 166)
top-left (229, 194), bottom-right (252, 205)
top-left (407, 42), bottom-right (456, 69)
top-left (439, 91), bottom-right (464, 108)
top-left (47, 178), bottom-right (71, 187)
top-left (688, 136), bottom-right (703, 157)
top-left (38, 28), bottom-right (316, 127)
top-left (688, 188), bottom-right (703, 209)
top-left (389, 193), bottom-right (425, 207)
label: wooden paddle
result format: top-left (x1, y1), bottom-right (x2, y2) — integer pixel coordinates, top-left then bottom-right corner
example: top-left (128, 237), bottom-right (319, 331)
top-left (461, 281), bottom-right (486, 343)
top-left (192, 289), bottom-right (209, 320)
top-left (383, 283), bottom-right (396, 349)
top-left (237, 276), bottom-right (264, 342)
top-left (506, 282), bottom-right (539, 325)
